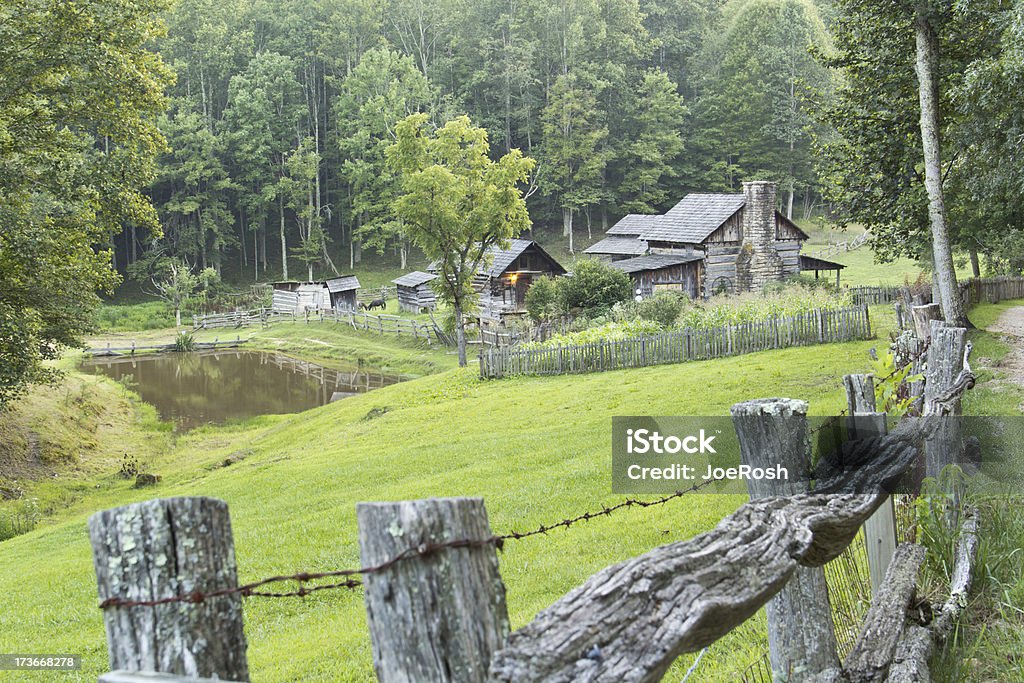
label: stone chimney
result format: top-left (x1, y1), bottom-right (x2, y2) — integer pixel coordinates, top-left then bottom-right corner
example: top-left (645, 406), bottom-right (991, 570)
top-left (740, 181), bottom-right (784, 291)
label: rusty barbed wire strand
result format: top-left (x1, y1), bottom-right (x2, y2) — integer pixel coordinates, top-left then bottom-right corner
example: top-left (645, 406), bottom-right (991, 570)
top-left (98, 478), bottom-right (721, 610)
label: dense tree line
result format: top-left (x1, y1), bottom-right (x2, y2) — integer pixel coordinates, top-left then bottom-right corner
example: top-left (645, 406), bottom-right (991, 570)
top-left (124, 0), bottom-right (835, 281)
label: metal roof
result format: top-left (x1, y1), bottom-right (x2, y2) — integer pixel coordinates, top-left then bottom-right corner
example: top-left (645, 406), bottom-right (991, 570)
top-left (638, 193), bottom-right (746, 244)
top-left (610, 253), bottom-right (703, 274)
top-left (607, 213), bottom-right (661, 236)
top-left (392, 271), bottom-right (438, 287)
top-left (583, 236), bottom-right (649, 256)
top-left (325, 275), bottom-right (360, 293)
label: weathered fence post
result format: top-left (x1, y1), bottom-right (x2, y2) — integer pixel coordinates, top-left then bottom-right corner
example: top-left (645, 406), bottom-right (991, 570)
top-left (88, 497), bottom-right (249, 682)
top-left (923, 321), bottom-right (967, 525)
top-left (844, 374), bottom-right (897, 596)
top-left (731, 399), bottom-right (841, 682)
top-left (357, 497), bottom-right (509, 683)
top-left (911, 304), bottom-right (942, 342)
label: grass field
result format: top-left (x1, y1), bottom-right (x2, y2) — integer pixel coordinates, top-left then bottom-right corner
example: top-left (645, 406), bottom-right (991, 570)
top-left (0, 306), bottom-right (911, 681)
top-left (1, 296), bottom-right (1020, 681)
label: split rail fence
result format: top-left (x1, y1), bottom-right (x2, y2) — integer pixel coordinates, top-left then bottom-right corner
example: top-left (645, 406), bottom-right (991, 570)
top-left (479, 305), bottom-right (872, 378)
top-left (87, 318), bottom-right (977, 683)
top-left (191, 307), bottom-right (451, 346)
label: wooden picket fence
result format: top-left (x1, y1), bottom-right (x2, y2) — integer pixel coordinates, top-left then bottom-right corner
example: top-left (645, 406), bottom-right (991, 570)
top-left (849, 285), bottom-right (903, 306)
top-left (87, 320), bottom-right (977, 683)
top-left (959, 275), bottom-right (1024, 307)
top-left (191, 306), bottom-right (452, 346)
top-left (479, 305), bottom-right (872, 378)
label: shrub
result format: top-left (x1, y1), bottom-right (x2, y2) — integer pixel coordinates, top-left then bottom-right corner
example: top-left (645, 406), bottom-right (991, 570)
top-left (636, 292), bottom-right (687, 328)
top-left (525, 276), bottom-right (559, 321)
top-left (557, 259), bottom-right (633, 316)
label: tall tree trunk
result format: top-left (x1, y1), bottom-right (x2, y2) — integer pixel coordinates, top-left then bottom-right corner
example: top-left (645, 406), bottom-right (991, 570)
top-left (454, 301), bottom-right (467, 367)
top-left (563, 207), bottom-right (574, 254)
top-left (279, 194), bottom-right (289, 280)
top-left (969, 247), bottom-right (981, 278)
top-left (914, 8), bottom-right (969, 327)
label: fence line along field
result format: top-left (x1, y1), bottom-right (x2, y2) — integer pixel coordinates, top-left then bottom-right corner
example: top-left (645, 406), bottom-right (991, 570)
top-left (85, 316), bottom-right (977, 682)
top-left (480, 305), bottom-right (872, 378)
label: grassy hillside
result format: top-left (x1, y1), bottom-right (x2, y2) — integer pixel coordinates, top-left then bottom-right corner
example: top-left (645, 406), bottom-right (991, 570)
top-left (1, 301), bottom-right (1019, 681)
top-left (0, 314), bottom-right (902, 681)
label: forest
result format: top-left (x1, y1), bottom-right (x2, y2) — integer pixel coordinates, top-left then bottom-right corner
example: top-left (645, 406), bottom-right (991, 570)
top-left (127, 0), bottom-right (839, 280)
top-left (3, 0), bottom-right (1024, 402)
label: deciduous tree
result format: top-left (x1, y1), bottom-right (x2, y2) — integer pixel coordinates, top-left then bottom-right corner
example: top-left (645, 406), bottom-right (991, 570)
top-left (387, 114), bottom-right (535, 366)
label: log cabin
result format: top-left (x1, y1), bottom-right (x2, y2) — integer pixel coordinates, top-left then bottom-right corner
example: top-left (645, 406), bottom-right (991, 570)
top-left (585, 181), bottom-right (844, 298)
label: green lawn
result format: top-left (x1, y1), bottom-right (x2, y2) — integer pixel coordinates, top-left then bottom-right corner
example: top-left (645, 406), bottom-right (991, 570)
top-left (1, 300), bottom-right (1020, 681)
top-left (0, 308), bottom-right (906, 681)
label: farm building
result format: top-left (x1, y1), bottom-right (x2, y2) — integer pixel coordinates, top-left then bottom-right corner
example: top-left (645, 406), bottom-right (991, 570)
top-left (270, 281), bottom-right (329, 314)
top-left (271, 276), bottom-right (360, 313)
top-left (325, 275), bottom-right (360, 311)
top-left (610, 253), bottom-right (703, 299)
top-left (585, 181), bottom-right (845, 297)
top-left (475, 239), bottom-right (566, 321)
top-left (428, 239), bottom-right (567, 322)
top-left (799, 255), bottom-right (846, 287)
top-left (392, 271), bottom-right (438, 313)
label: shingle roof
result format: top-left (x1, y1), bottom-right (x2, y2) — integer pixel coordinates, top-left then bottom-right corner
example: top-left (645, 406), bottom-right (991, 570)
top-left (428, 239), bottom-right (566, 277)
top-left (583, 236), bottom-right (649, 256)
top-left (638, 193), bottom-right (745, 244)
top-left (607, 214), bottom-right (661, 236)
top-left (392, 271), bottom-right (438, 287)
top-left (325, 275), bottom-right (360, 293)
top-left (610, 253), bottom-right (703, 274)
top-left (485, 238), bottom-right (534, 276)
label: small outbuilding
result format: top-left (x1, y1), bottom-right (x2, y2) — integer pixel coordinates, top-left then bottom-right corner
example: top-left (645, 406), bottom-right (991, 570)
top-left (392, 271), bottom-right (438, 313)
top-left (610, 253), bottom-right (704, 299)
top-left (271, 281), bottom-right (329, 314)
top-left (326, 275), bottom-right (361, 311)
top-left (799, 255), bottom-right (846, 287)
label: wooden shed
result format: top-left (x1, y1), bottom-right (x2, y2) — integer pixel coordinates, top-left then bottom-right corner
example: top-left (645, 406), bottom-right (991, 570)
top-left (326, 275), bottom-right (360, 311)
top-left (392, 271), bottom-right (438, 313)
top-left (799, 255), bottom-right (846, 287)
top-left (610, 253), bottom-right (703, 299)
top-left (476, 239), bottom-right (567, 321)
top-left (271, 281), bottom-right (330, 314)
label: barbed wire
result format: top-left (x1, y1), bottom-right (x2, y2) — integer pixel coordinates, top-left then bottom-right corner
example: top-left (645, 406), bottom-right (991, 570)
top-left (98, 477), bottom-right (721, 610)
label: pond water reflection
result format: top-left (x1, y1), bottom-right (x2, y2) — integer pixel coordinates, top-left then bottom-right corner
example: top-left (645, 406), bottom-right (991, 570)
top-left (81, 350), bottom-right (401, 430)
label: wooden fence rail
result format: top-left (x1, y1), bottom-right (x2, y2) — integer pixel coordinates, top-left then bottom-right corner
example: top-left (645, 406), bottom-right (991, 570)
top-left (849, 286), bottom-right (903, 306)
top-left (191, 307), bottom-right (451, 346)
top-left (479, 305), bottom-right (872, 378)
top-left (356, 285), bottom-right (397, 303)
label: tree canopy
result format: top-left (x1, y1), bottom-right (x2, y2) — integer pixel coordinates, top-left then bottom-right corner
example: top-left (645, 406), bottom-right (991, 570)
top-left (0, 0), bottom-right (171, 405)
top-left (387, 114), bottom-right (535, 366)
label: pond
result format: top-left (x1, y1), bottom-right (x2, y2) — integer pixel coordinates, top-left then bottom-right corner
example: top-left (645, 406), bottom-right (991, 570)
top-left (81, 350), bottom-right (402, 430)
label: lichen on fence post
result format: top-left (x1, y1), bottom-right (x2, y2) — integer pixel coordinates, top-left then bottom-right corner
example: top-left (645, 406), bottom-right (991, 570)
top-left (731, 398), bottom-right (842, 682)
top-left (88, 497), bottom-right (249, 682)
top-left (357, 497), bottom-right (509, 683)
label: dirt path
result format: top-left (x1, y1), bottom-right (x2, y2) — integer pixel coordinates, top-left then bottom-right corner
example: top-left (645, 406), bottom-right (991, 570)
top-left (986, 306), bottom-right (1024, 392)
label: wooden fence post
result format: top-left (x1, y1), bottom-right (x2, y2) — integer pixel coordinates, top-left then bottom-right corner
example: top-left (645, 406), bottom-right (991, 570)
top-left (357, 497), bottom-right (509, 683)
top-left (911, 304), bottom-right (942, 342)
top-left (923, 321), bottom-right (967, 525)
top-left (844, 374), bottom-right (898, 596)
top-left (88, 497), bottom-right (249, 682)
top-left (731, 398), bottom-right (841, 682)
